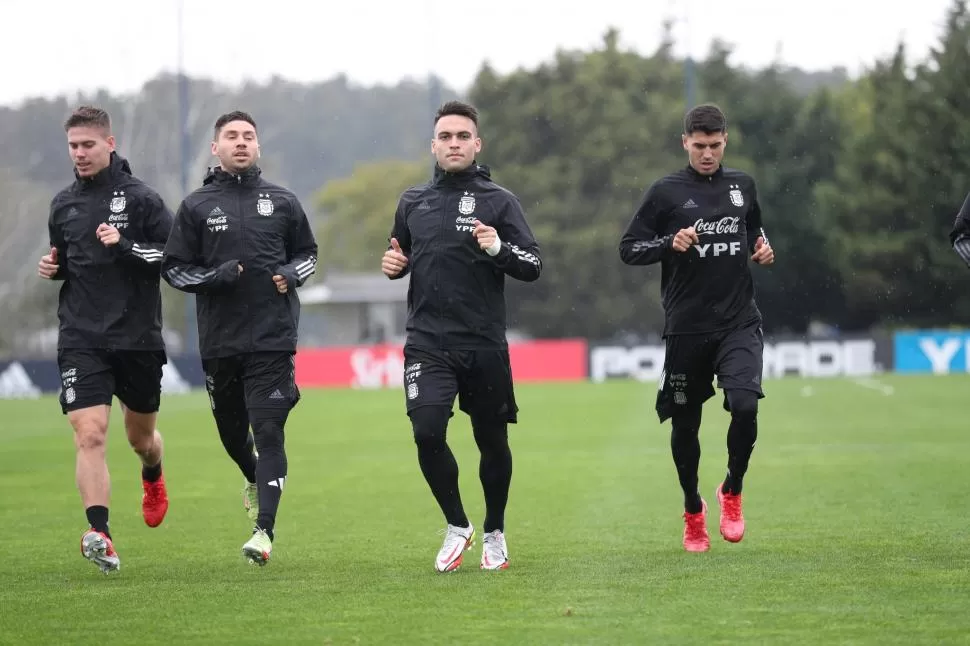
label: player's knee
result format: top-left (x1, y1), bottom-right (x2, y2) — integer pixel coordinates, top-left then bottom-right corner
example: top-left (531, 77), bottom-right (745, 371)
top-left (123, 410), bottom-right (157, 448)
top-left (725, 389), bottom-right (759, 419)
top-left (471, 419), bottom-right (509, 453)
top-left (409, 405), bottom-right (450, 448)
top-left (69, 407), bottom-right (108, 451)
top-left (671, 406), bottom-right (702, 438)
top-left (250, 415), bottom-right (285, 452)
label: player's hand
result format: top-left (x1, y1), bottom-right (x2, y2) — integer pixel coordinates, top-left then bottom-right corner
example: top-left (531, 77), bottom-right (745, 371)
top-left (671, 227), bottom-right (699, 252)
top-left (38, 246), bottom-right (59, 279)
top-left (472, 219), bottom-right (498, 252)
top-left (96, 223), bottom-right (121, 246)
top-left (752, 237), bottom-right (774, 265)
top-left (272, 274), bottom-right (288, 294)
top-left (382, 237), bottom-right (408, 277)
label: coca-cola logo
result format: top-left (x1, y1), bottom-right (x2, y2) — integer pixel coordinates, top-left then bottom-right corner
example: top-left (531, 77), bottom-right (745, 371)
top-left (694, 216), bottom-right (740, 235)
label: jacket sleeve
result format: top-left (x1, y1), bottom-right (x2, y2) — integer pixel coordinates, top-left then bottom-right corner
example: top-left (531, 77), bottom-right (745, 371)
top-left (114, 191), bottom-right (174, 271)
top-left (619, 181), bottom-right (672, 265)
top-left (47, 199), bottom-right (68, 281)
top-left (386, 196), bottom-right (412, 280)
top-left (275, 196), bottom-right (318, 288)
top-left (490, 195), bottom-right (541, 282)
top-left (745, 181), bottom-right (768, 255)
top-left (950, 192), bottom-right (970, 268)
top-left (161, 200), bottom-right (241, 293)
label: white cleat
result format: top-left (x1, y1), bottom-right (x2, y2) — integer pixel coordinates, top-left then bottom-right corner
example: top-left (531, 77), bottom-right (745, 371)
top-left (242, 529), bottom-right (273, 567)
top-left (480, 530), bottom-right (509, 570)
top-left (80, 530), bottom-right (120, 574)
top-left (435, 524), bottom-right (475, 573)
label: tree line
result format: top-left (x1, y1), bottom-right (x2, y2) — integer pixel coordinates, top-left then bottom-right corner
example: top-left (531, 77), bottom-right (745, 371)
top-left (1, 0), bottom-right (967, 352)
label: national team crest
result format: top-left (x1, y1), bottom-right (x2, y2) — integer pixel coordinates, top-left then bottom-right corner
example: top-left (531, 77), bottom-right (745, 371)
top-left (458, 192), bottom-right (476, 215)
top-left (109, 191), bottom-right (126, 213)
top-left (728, 184), bottom-right (744, 208)
top-left (257, 193), bottom-right (274, 216)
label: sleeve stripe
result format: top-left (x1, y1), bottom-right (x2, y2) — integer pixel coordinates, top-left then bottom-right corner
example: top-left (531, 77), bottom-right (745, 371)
top-left (132, 244), bottom-right (163, 263)
top-left (165, 266), bottom-right (216, 288)
top-left (955, 239), bottom-right (970, 266)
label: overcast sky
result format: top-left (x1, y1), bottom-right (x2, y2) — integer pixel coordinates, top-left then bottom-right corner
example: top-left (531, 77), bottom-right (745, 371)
top-left (1, 0), bottom-right (955, 107)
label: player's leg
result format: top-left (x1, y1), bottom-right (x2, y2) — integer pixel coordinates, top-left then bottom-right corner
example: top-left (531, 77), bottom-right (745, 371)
top-left (713, 319), bottom-right (765, 543)
top-left (404, 346), bottom-right (472, 572)
top-left (460, 348), bottom-right (517, 571)
top-left (240, 352), bottom-right (299, 565)
top-left (58, 348), bottom-right (121, 572)
top-left (113, 351), bottom-right (168, 528)
top-left (657, 335), bottom-right (716, 552)
top-left (203, 357), bottom-right (259, 520)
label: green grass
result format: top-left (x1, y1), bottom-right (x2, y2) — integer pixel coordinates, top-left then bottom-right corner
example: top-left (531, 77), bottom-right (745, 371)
top-left (1, 374), bottom-right (969, 645)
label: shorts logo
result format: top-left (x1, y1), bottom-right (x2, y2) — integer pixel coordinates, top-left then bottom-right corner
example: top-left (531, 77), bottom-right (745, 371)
top-left (404, 362), bottom-right (422, 400)
top-left (64, 387), bottom-right (76, 404)
top-left (673, 391), bottom-right (687, 405)
top-left (458, 192), bottom-right (475, 215)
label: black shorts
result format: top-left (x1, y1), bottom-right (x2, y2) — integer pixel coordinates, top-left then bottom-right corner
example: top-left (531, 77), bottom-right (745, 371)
top-left (57, 348), bottom-right (167, 415)
top-left (402, 345), bottom-right (518, 424)
top-left (202, 351), bottom-right (300, 413)
top-left (656, 318), bottom-right (765, 422)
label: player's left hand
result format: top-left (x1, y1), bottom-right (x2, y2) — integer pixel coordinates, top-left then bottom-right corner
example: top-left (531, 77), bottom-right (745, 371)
top-left (96, 223), bottom-right (121, 246)
top-left (472, 219), bottom-right (498, 252)
top-left (752, 237), bottom-right (774, 265)
top-left (272, 274), bottom-right (288, 294)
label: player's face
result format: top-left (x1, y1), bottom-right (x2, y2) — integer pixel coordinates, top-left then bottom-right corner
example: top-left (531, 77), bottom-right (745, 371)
top-left (683, 131), bottom-right (727, 175)
top-left (213, 120), bottom-right (260, 173)
top-left (432, 115), bottom-right (481, 172)
top-left (67, 126), bottom-right (115, 178)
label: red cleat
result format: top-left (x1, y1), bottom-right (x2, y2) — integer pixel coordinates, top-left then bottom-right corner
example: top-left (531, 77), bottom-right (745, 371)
top-left (142, 474), bottom-right (169, 528)
top-left (716, 483), bottom-right (745, 543)
top-left (683, 499), bottom-right (710, 552)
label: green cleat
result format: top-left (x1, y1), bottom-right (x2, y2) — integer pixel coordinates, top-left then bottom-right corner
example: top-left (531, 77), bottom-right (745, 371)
top-left (242, 481), bottom-right (258, 523)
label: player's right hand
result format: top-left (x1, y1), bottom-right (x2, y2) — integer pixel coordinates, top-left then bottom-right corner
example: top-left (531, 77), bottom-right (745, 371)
top-left (38, 246), bottom-right (59, 279)
top-left (382, 237), bottom-right (408, 277)
top-left (671, 227), bottom-right (699, 253)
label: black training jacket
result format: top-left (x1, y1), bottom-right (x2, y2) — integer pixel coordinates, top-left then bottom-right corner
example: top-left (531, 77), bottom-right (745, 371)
top-left (619, 165), bottom-right (767, 336)
top-left (162, 166), bottom-right (318, 359)
top-left (389, 163), bottom-right (541, 349)
top-left (48, 152), bottom-right (173, 351)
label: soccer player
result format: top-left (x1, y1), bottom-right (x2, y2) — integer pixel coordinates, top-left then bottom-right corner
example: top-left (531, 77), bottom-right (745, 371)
top-left (618, 104), bottom-right (775, 552)
top-left (38, 106), bottom-right (173, 573)
top-left (949, 191), bottom-right (970, 266)
top-left (161, 111), bottom-right (318, 566)
top-left (381, 100), bottom-right (542, 572)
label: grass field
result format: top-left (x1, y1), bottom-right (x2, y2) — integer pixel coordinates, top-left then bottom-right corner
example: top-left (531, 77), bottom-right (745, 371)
top-left (1, 374), bottom-right (968, 645)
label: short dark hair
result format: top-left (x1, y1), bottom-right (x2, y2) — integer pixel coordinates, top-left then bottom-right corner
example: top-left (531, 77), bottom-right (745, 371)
top-left (214, 111), bottom-right (258, 138)
top-left (64, 106), bottom-right (111, 133)
top-left (684, 104), bottom-right (727, 135)
top-left (434, 101), bottom-right (479, 129)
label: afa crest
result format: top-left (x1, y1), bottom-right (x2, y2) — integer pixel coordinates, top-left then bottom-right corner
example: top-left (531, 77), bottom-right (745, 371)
top-left (109, 191), bottom-right (126, 213)
top-left (256, 193), bottom-right (274, 216)
top-left (728, 184), bottom-right (744, 208)
top-left (458, 192), bottom-right (476, 215)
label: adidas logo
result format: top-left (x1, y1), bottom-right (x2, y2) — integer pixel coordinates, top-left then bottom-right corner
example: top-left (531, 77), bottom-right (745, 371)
top-left (682, 199), bottom-right (699, 209)
top-left (268, 389), bottom-right (284, 400)
top-left (209, 206), bottom-right (225, 216)
top-left (0, 362), bottom-right (41, 399)
top-left (417, 201), bottom-right (431, 210)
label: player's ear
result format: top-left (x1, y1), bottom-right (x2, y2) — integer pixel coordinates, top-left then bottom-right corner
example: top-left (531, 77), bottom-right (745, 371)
top-left (682, 134), bottom-right (689, 151)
